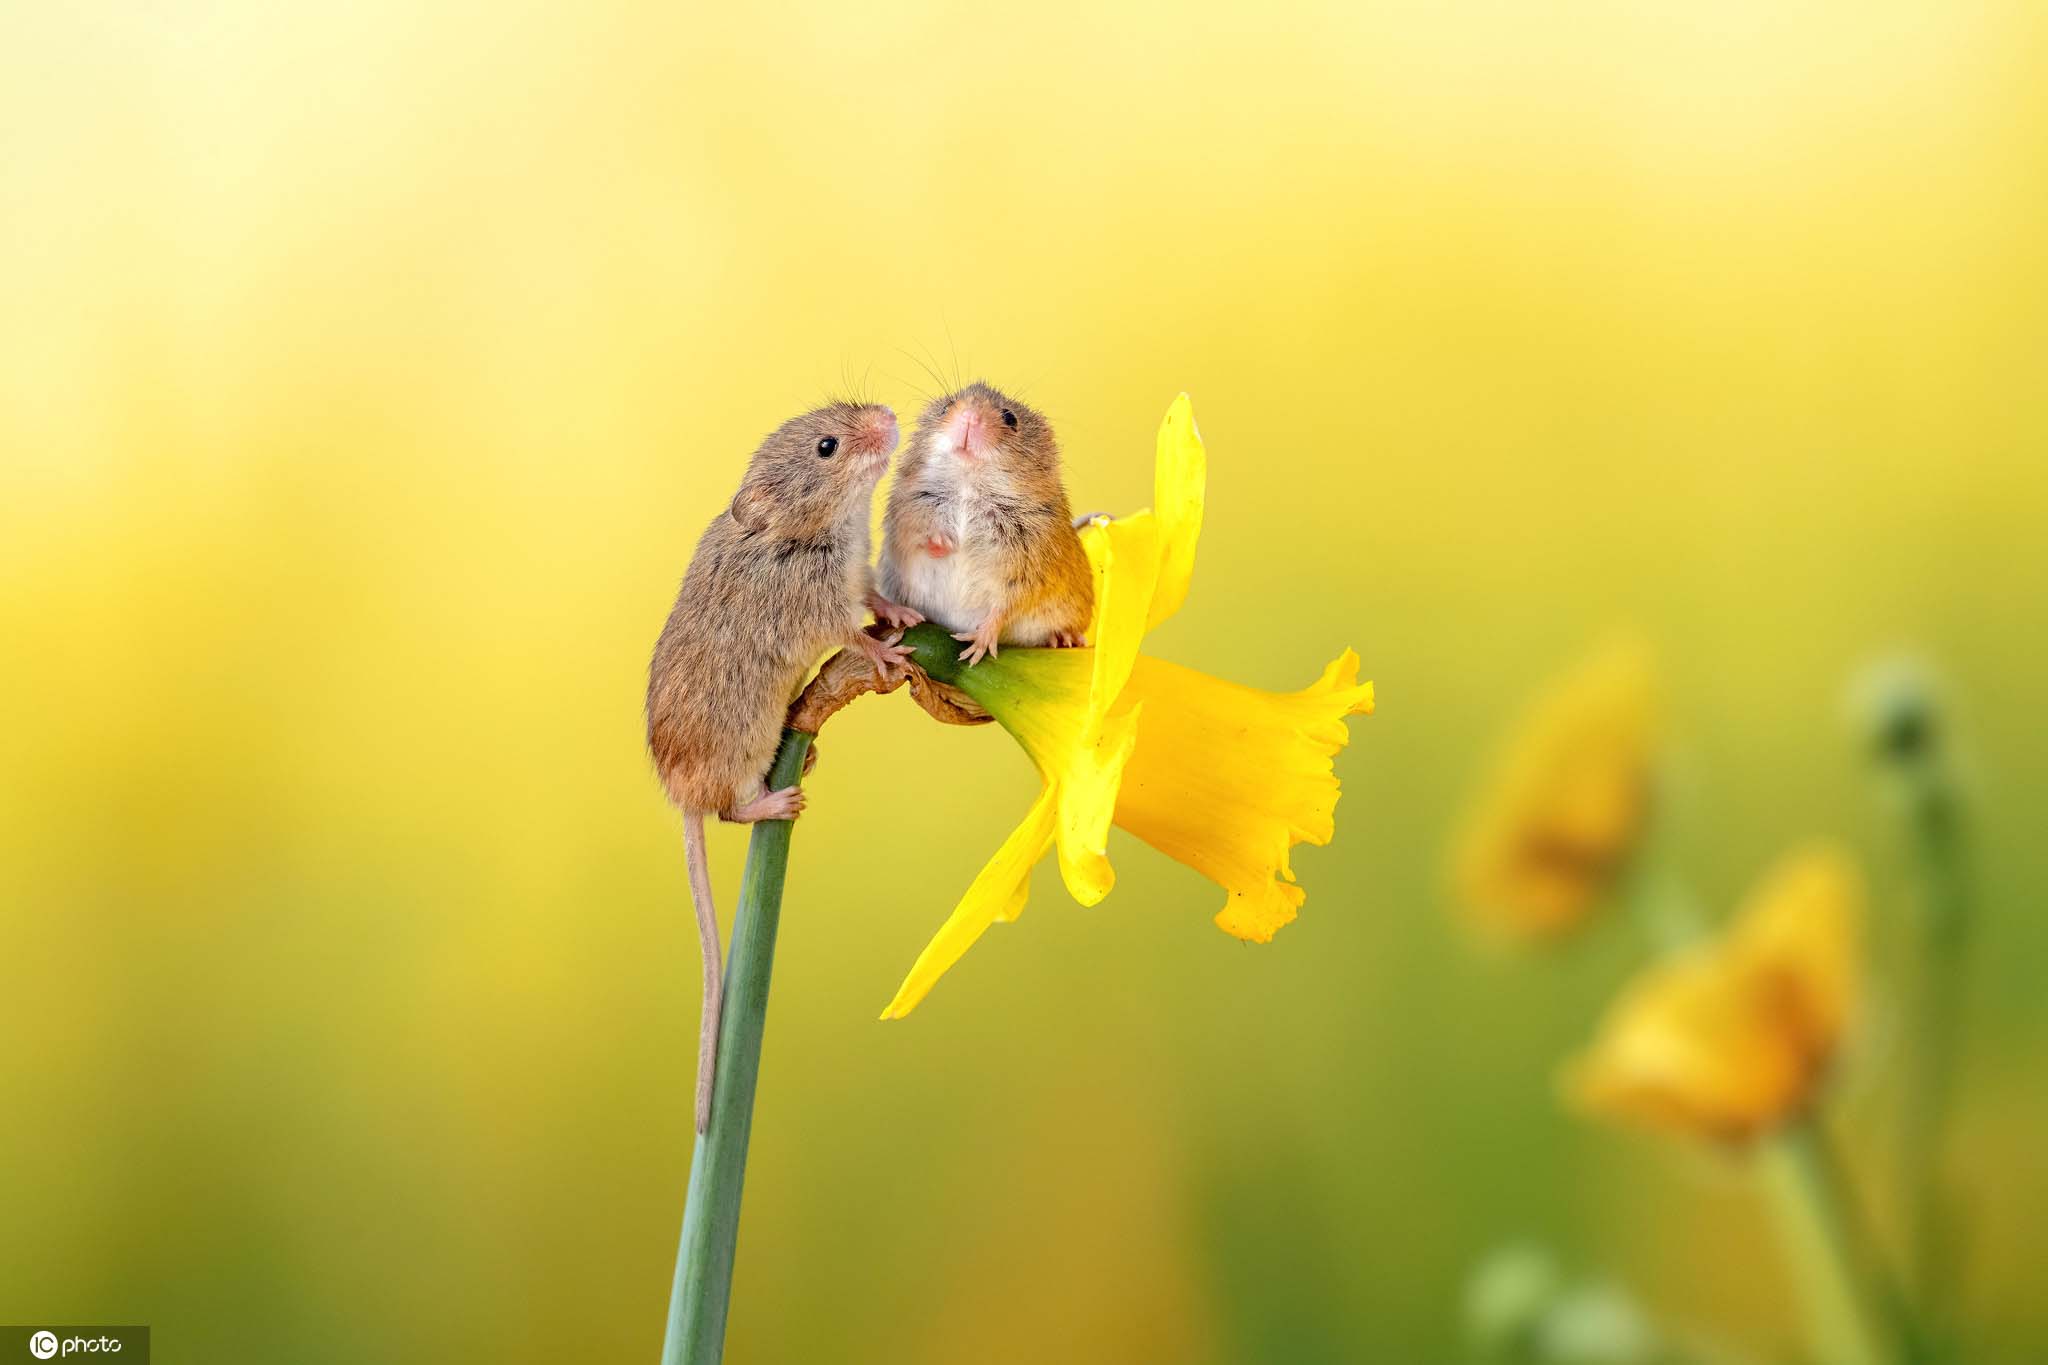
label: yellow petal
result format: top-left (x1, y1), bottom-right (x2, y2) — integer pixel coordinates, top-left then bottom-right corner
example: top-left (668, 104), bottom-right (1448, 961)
top-left (1111, 650), bottom-right (1374, 942)
top-left (1145, 392), bottom-right (1206, 632)
top-left (1452, 639), bottom-right (1656, 945)
top-left (880, 784), bottom-right (1059, 1019)
top-left (1035, 393), bottom-right (1208, 909)
top-left (1078, 510), bottom-right (1161, 718)
top-left (1054, 699), bottom-right (1141, 907)
top-left (1728, 844), bottom-right (1862, 1067)
top-left (1565, 844), bottom-right (1865, 1144)
top-left (953, 647), bottom-right (1144, 910)
top-left (1055, 512), bottom-right (1162, 901)
top-left (1073, 393), bottom-right (1206, 704)
top-left (1566, 947), bottom-right (1810, 1144)
top-left (1216, 879), bottom-right (1307, 943)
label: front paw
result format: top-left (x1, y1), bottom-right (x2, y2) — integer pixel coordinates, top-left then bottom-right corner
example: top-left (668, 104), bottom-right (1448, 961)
top-left (952, 619), bottom-right (1003, 666)
top-left (924, 532), bottom-right (958, 558)
top-left (854, 632), bottom-right (915, 683)
top-left (868, 595), bottom-right (925, 631)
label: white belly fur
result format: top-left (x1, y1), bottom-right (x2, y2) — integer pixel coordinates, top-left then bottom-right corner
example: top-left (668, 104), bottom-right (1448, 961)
top-left (891, 535), bottom-right (994, 633)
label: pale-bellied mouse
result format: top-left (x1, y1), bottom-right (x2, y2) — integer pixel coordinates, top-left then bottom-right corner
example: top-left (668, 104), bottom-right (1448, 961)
top-left (876, 383), bottom-right (1093, 664)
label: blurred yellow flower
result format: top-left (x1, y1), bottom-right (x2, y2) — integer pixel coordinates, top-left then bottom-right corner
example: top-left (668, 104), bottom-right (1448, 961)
top-left (885, 395), bottom-right (1375, 1018)
top-left (1566, 845), bottom-right (1864, 1144)
top-left (1452, 641), bottom-right (1656, 944)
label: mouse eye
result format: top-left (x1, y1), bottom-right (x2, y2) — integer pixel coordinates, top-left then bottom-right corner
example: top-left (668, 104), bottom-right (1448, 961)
top-left (816, 436), bottom-right (838, 458)
top-left (1001, 409), bottom-right (1018, 429)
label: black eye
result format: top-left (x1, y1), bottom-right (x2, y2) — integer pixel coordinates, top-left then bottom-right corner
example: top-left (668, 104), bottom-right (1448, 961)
top-left (816, 436), bottom-right (838, 458)
top-left (1001, 409), bottom-right (1018, 429)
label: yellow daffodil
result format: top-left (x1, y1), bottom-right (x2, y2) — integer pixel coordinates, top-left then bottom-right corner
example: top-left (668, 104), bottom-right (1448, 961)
top-left (1565, 845), bottom-right (1863, 1144)
top-left (886, 395), bottom-right (1374, 1018)
top-left (1451, 641), bottom-right (1656, 944)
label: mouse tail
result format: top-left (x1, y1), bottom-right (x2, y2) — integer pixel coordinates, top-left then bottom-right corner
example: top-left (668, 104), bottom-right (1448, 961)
top-left (684, 809), bottom-right (722, 1134)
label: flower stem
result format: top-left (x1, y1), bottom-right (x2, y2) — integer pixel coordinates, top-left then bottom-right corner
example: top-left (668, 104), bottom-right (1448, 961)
top-left (1855, 661), bottom-right (1972, 1349)
top-left (1762, 1120), bottom-right (1918, 1365)
top-left (899, 621), bottom-right (966, 683)
top-left (1893, 762), bottom-right (1970, 1346)
top-left (661, 728), bottom-right (812, 1365)
top-left (1619, 852), bottom-right (1705, 956)
top-left (1613, 781), bottom-right (1706, 957)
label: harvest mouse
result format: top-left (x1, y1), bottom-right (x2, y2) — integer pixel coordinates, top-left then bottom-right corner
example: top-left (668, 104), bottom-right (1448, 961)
top-left (646, 401), bottom-right (912, 1131)
top-left (876, 383), bottom-right (1094, 663)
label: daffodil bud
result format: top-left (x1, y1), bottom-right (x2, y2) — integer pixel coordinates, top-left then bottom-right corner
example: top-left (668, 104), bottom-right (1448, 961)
top-left (1850, 656), bottom-right (1942, 767)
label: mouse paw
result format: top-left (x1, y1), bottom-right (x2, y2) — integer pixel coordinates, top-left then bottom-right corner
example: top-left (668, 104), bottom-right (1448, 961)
top-left (866, 591), bottom-right (925, 631)
top-left (733, 786), bottom-right (805, 822)
top-left (853, 630), bottom-right (915, 683)
top-left (801, 743), bottom-right (819, 777)
top-left (952, 619), bottom-right (1003, 666)
top-left (1047, 629), bottom-right (1088, 649)
top-left (924, 532), bottom-right (958, 558)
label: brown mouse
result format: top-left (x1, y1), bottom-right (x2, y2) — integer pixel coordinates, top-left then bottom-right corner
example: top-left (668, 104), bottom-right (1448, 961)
top-left (875, 382), bottom-right (1094, 663)
top-left (646, 400), bottom-right (911, 1131)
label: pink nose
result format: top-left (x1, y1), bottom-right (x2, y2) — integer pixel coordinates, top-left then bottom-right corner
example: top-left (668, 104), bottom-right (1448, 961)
top-left (947, 405), bottom-right (986, 457)
top-left (841, 407), bottom-right (895, 457)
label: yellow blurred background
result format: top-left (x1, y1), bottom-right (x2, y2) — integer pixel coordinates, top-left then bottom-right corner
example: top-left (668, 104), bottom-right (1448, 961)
top-left (3, 0), bottom-right (2044, 1359)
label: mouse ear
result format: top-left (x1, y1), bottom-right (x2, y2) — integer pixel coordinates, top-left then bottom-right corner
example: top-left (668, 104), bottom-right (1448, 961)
top-left (729, 483), bottom-right (772, 534)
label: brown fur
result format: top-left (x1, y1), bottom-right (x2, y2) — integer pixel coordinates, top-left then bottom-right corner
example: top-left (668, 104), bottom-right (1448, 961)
top-left (646, 402), bottom-right (896, 816)
top-left (876, 383), bottom-right (1094, 644)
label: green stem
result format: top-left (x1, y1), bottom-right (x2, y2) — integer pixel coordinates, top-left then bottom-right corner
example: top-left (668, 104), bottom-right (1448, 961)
top-left (1612, 772), bottom-right (1706, 957)
top-left (1857, 664), bottom-right (1972, 1351)
top-left (1618, 853), bottom-right (1705, 956)
top-left (661, 729), bottom-right (812, 1365)
top-left (1896, 767), bottom-right (1969, 1343)
top-left (899, 622), bottom-right (963, 682)
top-left (1762, 1121), bottom-right (1918, 1365)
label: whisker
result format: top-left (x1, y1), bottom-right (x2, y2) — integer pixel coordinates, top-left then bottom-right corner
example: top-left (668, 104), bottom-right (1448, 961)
top-left (899, 343), bottom-right (951, 399)
top-left (941, 318), bottom-right (964, 392)
top-left (884, 361), bottom-right (940, 408)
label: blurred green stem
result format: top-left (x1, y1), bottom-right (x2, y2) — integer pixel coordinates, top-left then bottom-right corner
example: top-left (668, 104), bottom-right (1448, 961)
top-left (1893, 762), bottom-right (1969, 1342)
top-left (1619, 830), bottom-right (1705, 956)
top-left (1614, 767), bottom-right (1710, 955)
top-left (661, 729), bottom-right (812, 1365)
top-left (1762, 1121), bottom-right (1918, 1365)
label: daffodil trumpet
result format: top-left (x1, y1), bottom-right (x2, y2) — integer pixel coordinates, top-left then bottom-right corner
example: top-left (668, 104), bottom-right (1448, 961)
top-left (882, 394), bottom-right (1374, 1019)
